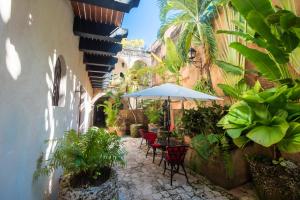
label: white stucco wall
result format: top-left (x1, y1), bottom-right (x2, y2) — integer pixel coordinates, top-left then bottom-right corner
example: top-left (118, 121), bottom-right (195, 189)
top-left (0, 0), bottom-right (93, 199)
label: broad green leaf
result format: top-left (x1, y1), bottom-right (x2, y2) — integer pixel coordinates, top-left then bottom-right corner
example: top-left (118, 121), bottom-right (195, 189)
top-left (215, 60), bottom-right (244, 75)
top-left (278, 122), bottom-right (300, 153)
top-left (218, 115), bottom-right (244, 129)
top-left (231, 0), bottom-right (275, 19)
top-left (227, 128), bottom-right (245, 139)
top-left (280, 11), bottom-right (299, 30)
top-left (246, 11), bottom-right (281, 46)
top-left (266, 44), bottom-right (290, 64)
top-left (246, 117), bottom-right (288, 147)
top-left (285, 103), bottom-right (300, 121)
top-left (218, 101), bottom-right (253, 129)
top-left (263, 85), bottom-right (288, 103)
top-left (233, 136), bottom-right (250, 148)
top-left (287, 82), bottom-right (300, 100)
top-left (207, 134), bottom-right (221, 144)
top-left (281, 31), bottom-right (299, 52)
top-left (242, 89), bottom-right (265, 103)
top-left (230, 42), bottom-right (282, 81)
top-left (217, 30), bottom-right (267, 48)
top-left (252, 104), bottom-right (271, 124)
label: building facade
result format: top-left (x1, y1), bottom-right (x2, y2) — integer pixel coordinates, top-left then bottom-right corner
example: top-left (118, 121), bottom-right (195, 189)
top-left (0, 0), bottom-right (139, 199)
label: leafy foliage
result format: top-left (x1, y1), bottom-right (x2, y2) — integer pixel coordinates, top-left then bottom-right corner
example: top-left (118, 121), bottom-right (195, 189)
top-left (218, 82), bottom-right (300, 155)
top-left (217, 0), bottom-right (300, 82)
top-left (34, 128), bottom-right (125, 181)
top-left (182, 104), bottom-right (228, 136)
top-left (144, 101), bottom-right (162, 124)
top-left (158, 0), bottom-right (220, 88)
top-left (193, 79), bottom-right (215, 95)
top-left (100, 100), bottom-right (119, 128)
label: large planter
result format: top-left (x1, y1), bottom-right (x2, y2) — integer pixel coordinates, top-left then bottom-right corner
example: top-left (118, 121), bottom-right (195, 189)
top-left (130, 124), bottom-right (143, 138)
top-left (185, 147), bottom-right (250, 189)
top-left (58, 168), bottom-right (119, 200)
top-left (248, 158), bottom-right (300, 200)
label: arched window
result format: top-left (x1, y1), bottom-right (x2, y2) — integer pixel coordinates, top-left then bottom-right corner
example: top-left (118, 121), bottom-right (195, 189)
top-left (52, 56), bottom-right (67, 107)
top-left (52, 58), bottom-right (62, 106)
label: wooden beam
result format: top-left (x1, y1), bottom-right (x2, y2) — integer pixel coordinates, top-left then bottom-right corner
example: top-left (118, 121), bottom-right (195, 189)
top-left (88, 72), bottom-right (108, 77)
top-left (84, 53), bottom-right (118, 66)
top-left (79, 38), bottom-right (122, 56)
top-left (86, 64), bottom-right (114, 72)
top-left (89, 75), bottom-right (111, 79)
top-left (73, 17), bottom-right (128, 42)
top-left (70, 0), bottom-right (140, 13)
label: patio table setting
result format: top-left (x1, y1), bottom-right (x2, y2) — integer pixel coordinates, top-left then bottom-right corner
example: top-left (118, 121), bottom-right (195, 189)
top-left (123, 83), bottom-right (223, 185)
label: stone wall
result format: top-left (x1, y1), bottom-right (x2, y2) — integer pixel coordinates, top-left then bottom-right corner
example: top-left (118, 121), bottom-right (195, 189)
top-left (0, 0), bottom-right (93, 199)
top-left (119, 109), bottom-right (148, 133)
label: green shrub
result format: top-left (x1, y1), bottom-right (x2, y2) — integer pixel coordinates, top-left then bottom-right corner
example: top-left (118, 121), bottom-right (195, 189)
top-left (144, 101), bottom-right (162, 124)
top-left (182, 105), bottom-right (228, 136)
top-left (34, 127), bottom-right (125, 181)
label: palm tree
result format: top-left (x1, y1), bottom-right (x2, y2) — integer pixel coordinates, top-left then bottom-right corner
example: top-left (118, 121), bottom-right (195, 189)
top-left (158, 0), bottom-right (219, 89)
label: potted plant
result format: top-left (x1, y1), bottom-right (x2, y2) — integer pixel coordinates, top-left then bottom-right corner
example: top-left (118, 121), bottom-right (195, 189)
top-left (34, 127), bottom-right (125, 200)
top-left (218, 83), bottom-right (300, 199)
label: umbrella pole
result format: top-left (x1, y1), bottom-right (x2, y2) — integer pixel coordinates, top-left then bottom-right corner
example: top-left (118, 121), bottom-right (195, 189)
top-left (168, 96), bottom-right (171, 145)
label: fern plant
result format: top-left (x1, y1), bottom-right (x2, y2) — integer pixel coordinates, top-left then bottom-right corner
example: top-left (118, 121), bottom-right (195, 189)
top-left (33, 128), bottom-right (125, 182)
top-left (100, 100), bottom-right (119, 128)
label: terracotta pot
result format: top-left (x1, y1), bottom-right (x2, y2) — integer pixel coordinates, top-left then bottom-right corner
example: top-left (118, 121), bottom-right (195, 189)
top-left (185, 148), bottom-right (250, 189)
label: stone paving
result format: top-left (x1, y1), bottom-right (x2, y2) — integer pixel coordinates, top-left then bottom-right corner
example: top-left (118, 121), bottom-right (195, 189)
top-left (117, 137), bottom-right (237, 200)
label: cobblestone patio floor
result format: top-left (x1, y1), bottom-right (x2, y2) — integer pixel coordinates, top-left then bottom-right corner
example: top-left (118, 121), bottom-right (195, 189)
top-left (117, 137), bottom-right (239, 200)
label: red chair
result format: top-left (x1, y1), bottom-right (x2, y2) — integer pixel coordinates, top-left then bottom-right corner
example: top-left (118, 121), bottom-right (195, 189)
top-left (139, 129), bottom-right (147, 148)
top-left (163, 145), bottom-right (189, 186)
top-left (145, 132), bottom-right (162, 163)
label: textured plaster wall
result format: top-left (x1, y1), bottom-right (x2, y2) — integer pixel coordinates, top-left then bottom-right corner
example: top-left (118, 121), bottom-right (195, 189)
top-left (0, 0), bottom-right (93, 199)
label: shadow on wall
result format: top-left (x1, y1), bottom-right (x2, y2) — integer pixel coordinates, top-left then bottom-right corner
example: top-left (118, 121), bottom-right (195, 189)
top-left (0, 0), bottom-right (92, 199)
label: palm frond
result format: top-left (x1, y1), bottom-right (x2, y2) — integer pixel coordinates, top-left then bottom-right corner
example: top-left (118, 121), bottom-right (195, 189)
top-left (201, 23), bottom-right (217, 60)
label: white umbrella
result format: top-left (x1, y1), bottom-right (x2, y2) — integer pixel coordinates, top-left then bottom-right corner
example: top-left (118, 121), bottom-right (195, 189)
top-left (123, 83), bottom-right (222, 101)
top-left (123, 83), bottom-right (223, 142)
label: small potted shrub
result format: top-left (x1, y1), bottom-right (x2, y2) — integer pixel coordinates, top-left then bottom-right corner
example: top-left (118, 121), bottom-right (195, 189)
top-left (218, 83), bottom-right (300, 199)
top-left (34, 127), bottom-right (125, 200)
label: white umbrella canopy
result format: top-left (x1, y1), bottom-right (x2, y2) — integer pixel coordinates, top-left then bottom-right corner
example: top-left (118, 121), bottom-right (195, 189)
top-left (122, 83), bottom-right (222, 101)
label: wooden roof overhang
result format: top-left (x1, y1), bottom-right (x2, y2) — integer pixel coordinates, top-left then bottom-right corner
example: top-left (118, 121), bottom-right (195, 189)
top-left (79, 38), bottom-right (122, 56)
top-left (70, 0), bottom-right (140, 88)
top-left (71, 0), bottom-right (140, 13)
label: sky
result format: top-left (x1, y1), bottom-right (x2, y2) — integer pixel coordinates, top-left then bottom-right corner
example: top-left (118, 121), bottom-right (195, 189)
top-left (122, 0), bottom-right (161, 49)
